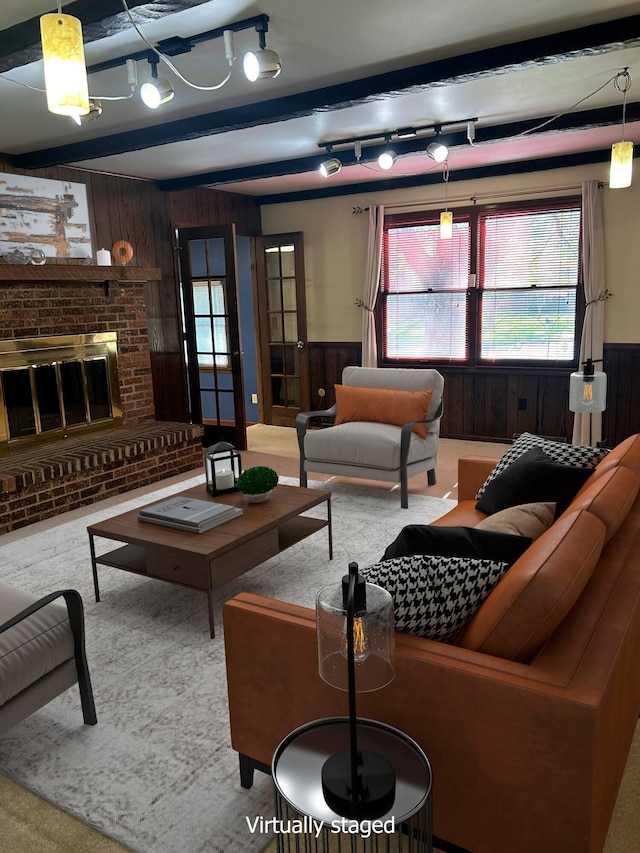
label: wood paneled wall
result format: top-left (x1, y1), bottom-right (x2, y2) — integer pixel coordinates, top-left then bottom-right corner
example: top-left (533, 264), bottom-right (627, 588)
top-left (306, 342), bottom-right (640, 447)
top-left (0, 156), bottom-right (260, 423)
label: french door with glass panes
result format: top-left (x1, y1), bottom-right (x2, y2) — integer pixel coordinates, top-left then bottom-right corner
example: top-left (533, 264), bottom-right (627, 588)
top-left (256, 233), bottom-right (310, 427)
top-left (177, 225), bottom-right (246, 449)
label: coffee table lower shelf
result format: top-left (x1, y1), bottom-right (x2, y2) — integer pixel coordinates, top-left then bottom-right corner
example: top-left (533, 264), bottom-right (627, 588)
top-left (87, 484), bottom-right (332, 638)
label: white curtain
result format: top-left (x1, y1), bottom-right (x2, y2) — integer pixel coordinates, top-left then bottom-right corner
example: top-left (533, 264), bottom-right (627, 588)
top-left (573, 181), bottom-right (606, 446)
top-left (359, 204), bottom-right (384, 367)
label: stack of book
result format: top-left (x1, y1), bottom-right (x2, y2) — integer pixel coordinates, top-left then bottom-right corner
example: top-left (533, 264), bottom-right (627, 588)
top-left (139, 496), bottom-right (243, 533)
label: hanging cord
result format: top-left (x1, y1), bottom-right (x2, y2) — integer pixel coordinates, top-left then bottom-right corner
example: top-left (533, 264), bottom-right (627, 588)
top-left (120, 0), bottom-right (233, 91)
top-left (615, 68), bottom-right (632, 141)
top-left (443, 160), bottom-right (450, 211)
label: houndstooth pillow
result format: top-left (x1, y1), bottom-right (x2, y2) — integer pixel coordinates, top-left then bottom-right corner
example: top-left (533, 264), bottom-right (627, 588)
top-left (476, 433), bottom-right (610, 500)
top-left (362, 554), bottom-right (509, 642)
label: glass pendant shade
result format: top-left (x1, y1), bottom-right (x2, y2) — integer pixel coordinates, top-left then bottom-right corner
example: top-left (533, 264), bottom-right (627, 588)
top-left (317, 578), bottom-right (394, 693)
top-left (569, 369), bottom-right (607, 413)
top-left (440, 210), bottom-right (453, 239)
top-left (610, 141), bottom-right (633, 188)
top-left (40, 13), bottom-right (89, 117)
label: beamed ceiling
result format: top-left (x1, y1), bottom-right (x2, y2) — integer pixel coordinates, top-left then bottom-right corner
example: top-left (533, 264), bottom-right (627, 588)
top-left (2, 0), bottom-right (640, 202)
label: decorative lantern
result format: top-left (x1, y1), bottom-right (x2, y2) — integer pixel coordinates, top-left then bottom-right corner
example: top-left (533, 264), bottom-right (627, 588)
top-left (316, 562), bottom-right (395, 818)
top-left (204, 441), bottom-right (242, 496)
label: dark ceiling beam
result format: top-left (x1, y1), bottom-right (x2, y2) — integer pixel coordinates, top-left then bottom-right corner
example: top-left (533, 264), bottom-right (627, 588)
top-left (0, 0), bottom-right (211, 74)
top-left (12, 13), bottom-right (640, 170)
top-left (156, 102), bottom-right (640, 191)
top-left (256, 149), bottom-right (615, 206)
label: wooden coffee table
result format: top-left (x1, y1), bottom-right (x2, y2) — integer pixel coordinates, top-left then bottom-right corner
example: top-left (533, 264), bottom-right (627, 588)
top-left (87, 483), bottom-right (332, 638)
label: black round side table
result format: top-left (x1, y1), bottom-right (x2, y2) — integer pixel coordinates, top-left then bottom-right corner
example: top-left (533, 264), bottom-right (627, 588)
top-left (272, 716), bottom-right (433, 852)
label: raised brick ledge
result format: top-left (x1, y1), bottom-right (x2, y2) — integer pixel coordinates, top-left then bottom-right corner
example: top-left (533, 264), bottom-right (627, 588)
top-left (0, 421), bottom-right (203, 495)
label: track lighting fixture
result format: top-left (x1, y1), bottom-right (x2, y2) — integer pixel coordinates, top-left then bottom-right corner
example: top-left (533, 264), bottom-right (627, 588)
top-left (243, 18), bottom-right (281, 81)
top-left (72, 98), bottom-right (103, 125)
top-left (140, 60), bottom-right (174, 109)
top-left (427, 141), bottom-right (449, 163)
top-left (378, 138), bottom-right (397, 170)
top-left (610, 69), bottom-right (633, 189)
top-left (320, 157), bottom-right (342, 178)
top-left (40, 4), bottom-right (89, 117)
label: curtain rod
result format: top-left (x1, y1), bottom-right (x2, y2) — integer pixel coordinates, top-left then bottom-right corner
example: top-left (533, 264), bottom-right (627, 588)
top-left (354, 181), bottom-right (604, 213)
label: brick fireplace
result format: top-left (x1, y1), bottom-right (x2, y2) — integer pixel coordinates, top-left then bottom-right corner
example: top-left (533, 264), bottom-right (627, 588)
top-left (0, 267), bottom-right (203, 533)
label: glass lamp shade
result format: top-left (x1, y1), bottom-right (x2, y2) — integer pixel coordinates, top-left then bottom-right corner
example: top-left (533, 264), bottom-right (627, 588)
top-left (40, 13), bottom-right (89, 117)
top-left (317, 578), bottom-right (394, 693)
top-left (610, 141), bottom-right (633, 189)
top-left (204, 441), bottom-right (242, 495)
top-left (569, 370), bottom-right (607, 413)
top-left (440, 210), bottom-right (453, 239)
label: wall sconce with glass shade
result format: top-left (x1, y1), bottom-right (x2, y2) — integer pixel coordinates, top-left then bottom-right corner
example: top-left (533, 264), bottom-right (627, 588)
top-left (204, 441), bottom-right (242, 495)
top-left (569, 358), bottom-right (607, 413)
top-left (316, 562), bottom-right (396, 817)
top-left (40, 8), bottom-right (89, 117)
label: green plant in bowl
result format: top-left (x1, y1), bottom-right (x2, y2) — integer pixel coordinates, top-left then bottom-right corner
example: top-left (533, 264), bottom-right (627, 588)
top-left (236, 466), bottom-right (279, 497)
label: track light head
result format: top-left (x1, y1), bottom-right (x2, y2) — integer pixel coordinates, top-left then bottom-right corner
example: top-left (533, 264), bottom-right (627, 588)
top-left (320, 157), bottom-right (342, 178)
top-left (378, 148), bottom-right (397, 170)
top-left (427, 141), bottom-right (449, 162)
top-left (140, 77), bottom-right (175, 109)
top-left (72, 97), bottom-right (102, 125)
top-left (243, 48), bottom-right (282, 81)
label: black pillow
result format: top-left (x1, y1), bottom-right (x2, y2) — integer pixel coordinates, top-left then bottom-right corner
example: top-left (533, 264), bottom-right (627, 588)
top-left (382, 524), bottom-right (531, 567)
top-left (475, 446), bottom-right (593, 517)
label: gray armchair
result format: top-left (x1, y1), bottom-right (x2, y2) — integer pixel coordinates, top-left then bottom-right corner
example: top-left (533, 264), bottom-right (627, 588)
top-left (297, 366), bottom-right (444, 508)
top-left (0, 583), bottom-right (97, 732)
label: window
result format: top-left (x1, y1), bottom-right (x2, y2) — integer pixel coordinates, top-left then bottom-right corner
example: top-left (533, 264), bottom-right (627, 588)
top-left (381, 198), bottom-right (582, 366)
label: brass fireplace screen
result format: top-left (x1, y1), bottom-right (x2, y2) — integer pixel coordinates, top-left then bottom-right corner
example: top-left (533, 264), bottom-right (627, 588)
top-left (0, 333), bottom-right (122, 454)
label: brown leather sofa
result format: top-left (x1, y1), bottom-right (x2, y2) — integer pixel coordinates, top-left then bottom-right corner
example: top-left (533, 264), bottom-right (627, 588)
top-left (223, 433), bottom-right (640, 853)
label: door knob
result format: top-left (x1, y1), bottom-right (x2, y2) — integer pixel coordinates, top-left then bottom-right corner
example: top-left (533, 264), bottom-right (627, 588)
top-left (297, 340), bottom-right (305, 349)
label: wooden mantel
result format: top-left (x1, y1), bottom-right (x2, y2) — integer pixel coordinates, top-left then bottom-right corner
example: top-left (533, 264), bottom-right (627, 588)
top-left (0, 265), bottom-right (162, 282)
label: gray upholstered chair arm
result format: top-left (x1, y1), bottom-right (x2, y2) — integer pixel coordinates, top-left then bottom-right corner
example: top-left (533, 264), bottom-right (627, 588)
top-left (0, 589), bottom-right (97, 725)
top-left (296, 405), bottom-right (338, 452)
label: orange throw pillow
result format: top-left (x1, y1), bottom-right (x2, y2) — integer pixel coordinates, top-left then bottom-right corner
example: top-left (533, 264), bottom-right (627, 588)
top-left (334, 385), bottom-right (433, 438)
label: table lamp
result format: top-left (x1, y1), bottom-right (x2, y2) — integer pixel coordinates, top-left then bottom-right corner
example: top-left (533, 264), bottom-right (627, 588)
top-left (316, 562), bottom-right (395, 818)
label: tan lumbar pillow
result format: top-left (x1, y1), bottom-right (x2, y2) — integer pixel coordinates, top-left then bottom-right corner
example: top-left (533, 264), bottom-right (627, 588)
top-left (475, 502), bottom-right (556, 540)
top-left (333, 384), bottom-right (432, 438)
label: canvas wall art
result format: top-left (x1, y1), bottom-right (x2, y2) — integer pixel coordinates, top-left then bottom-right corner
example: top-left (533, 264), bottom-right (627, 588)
top-left (0, 172), bottom-right (93, 259)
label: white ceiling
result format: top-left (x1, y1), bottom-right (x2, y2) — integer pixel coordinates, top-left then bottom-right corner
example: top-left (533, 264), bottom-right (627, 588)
top-left (2, 0), bottom-right (640, 200)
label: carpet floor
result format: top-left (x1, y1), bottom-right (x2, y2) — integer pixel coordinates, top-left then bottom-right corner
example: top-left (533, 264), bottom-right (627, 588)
top-left (0, 467), bottom-right (455, 853)
top-left (1, 428), bottom-right (639, 853)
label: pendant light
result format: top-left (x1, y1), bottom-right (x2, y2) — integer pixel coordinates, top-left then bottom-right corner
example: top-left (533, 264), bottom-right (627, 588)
top-left (610, 69), bottom-right (633, 189)
top-left (40, 5), bottom-right (89, 117)
top-left (440, 162), bottom-right (453, 239)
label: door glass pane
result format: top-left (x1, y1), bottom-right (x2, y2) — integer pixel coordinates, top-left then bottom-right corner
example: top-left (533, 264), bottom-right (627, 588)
top-left (206, 239), bottom-right (226, 277)
top-left (286, 377), bottom-right (300, 406)
top-left (189, 240), bottom-right (207, 277)
top-left (280, 245), bottom-right (295, 277)
top-left (267, 280), bottom-right (282, 311)
top-left (284, 346), bottom-right (299, 375)
top-left (271, 376), bottom-right (285, 406)
top-left (265, 248), bottom-right (280, 278)
top-left (270, 346), bottom-right (283, 375)
top-left (282, 280), bottom-right (296, 311)
top-left (284, 313), bottom-right (297, 342)
top-left (193, 281), bottom-right (210, 313)
top-left (269, 313), bottom-right (283, 342)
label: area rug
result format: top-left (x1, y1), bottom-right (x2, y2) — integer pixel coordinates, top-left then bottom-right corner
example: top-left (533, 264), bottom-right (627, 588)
top-left (0, 475), bottom-right (455, 853)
